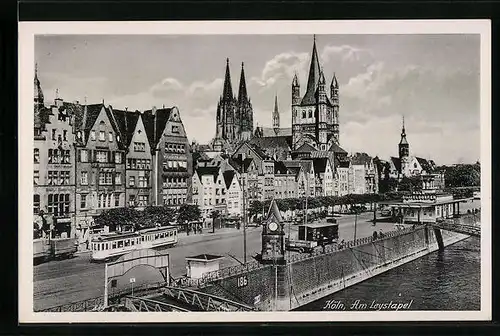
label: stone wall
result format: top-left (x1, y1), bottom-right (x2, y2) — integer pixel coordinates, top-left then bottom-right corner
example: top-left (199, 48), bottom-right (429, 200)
top-left (198, 226), bottom-right (468, 311)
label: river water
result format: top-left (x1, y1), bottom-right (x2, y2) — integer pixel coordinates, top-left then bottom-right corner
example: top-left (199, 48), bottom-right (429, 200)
top-left (297, 237), bottom-right (481, 311)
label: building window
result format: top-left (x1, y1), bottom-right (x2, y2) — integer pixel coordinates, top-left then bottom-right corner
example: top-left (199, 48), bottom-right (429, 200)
top-left (115, 172), bottom-right (122, 185)
top-left (48, 193), bottom-right (70, 217)
top-left (33, 194), bottom-right (40, 214)
top-left (138, 171), bottom-right (147, 188)
top-left (114, 193), bottom-right (120, 207)
top-left (129, 176), bottom-right (135, 187)
top-left (34, 148), bottom-right (39, 163)
top-left (134, 142), bottom-right (145, 152)
top-left (52, 129), bottom-right (56, 140)
top-left (109, 132), bottom-right (113, 142)
top-left (81, 171), bottom-right (88, 185)
top-left (91, 130), bottom-right (96, 141)
top-left (48, 149), bottom-right (53, 164)
top-left (138, 195), bottom-right (148, 207)
top-left (115, 152), bottom-right (122, 164)
top-left (80, 149), bottom-right (89, 163)
top-left (33, 170), bottom-right (39, 185)
top-left (146, 159), bottom-right (151, 169)
top-left (172, 125), bottom-right (179, 133)
top-left (63, 150), bottom-right (70, 164)
top-left (80, 194), bottom-right (87, 209)
top-left (47, 171), bottom-right (55, 185)
top-left (129, 195), bottom-right (136, 207)
top-left (302, 110), bottom-right (306, 118)
top-left (96, 151), bottom-right (107, 163)
top-left (99, 131), bottom-right (105, 141)
top-left (63, 130), bottom-right (68, 141)
top-left (308, 110), bottom-right (312, 118)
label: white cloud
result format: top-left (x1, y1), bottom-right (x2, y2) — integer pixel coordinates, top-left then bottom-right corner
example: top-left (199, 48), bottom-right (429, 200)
top-left (320, 45), bottom-right (373, 64)
top-left (251, 52), bottom-right (309, 89)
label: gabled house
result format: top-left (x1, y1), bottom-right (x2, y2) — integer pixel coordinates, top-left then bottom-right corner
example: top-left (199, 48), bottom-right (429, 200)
top-left (74, 102), bottom-right (126, 234)
top-left (223, 170), bottom-right (243, 217)
top-left (113, 109), bottom-right (153, 208)
top-left (143, 106), bottom-right (193, 207)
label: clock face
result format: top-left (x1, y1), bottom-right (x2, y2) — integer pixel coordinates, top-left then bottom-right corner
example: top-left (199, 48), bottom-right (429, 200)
top-left (268, 222), bottom-right (278, 232)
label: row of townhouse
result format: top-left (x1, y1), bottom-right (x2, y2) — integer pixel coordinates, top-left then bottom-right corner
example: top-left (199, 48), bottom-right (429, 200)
top-left (189, 142), bottom-right (379, 223)
top-left (33, 71), bottom-right (191, 247)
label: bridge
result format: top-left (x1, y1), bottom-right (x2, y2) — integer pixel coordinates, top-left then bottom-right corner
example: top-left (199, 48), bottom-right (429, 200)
top-left (120, 286), bottom-right (256, 312)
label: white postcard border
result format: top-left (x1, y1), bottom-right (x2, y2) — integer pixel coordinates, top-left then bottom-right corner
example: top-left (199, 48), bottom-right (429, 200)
top-left (18, 19), bottom-right (491, 323)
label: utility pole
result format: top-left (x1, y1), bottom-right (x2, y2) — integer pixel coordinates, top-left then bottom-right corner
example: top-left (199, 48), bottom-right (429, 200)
top-left (354, 209), bottom-right (358, 241)
top-left (242, 170), bottom-right (247, 265)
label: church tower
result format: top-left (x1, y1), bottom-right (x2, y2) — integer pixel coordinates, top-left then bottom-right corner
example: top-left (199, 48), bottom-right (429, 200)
top-left (34, 63), bottom-right (46, 133)
top-left (330, 73), bottom-right (340, 144)
top-left (238, 62), bottom-right (253, 141)
top-left (215, 58), bottom-right (237, 143)
top-left (291, 35), bottom-right (339, 151)
top-left (399, 116), bottom-right (410, 177)
top-left (273, 95), bottom-right (280, 135)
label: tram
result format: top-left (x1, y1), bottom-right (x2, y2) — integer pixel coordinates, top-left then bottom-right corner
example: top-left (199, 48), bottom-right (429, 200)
top-left (90, 226), bottom-right (178, 262)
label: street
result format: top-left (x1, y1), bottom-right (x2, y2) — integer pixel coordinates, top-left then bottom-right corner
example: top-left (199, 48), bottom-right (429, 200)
top-left (33, 200), bottom-right (480, 311)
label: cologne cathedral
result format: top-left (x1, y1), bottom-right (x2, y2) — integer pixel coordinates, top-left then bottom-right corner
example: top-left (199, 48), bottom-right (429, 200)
top-left (211, 59), bottom-right (254, 151)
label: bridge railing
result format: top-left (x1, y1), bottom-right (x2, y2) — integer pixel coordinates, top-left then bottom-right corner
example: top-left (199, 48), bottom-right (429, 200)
top-left (287, 226), bottom-right (419, 264)
top-left (36, 281), bottom-right (167, 312)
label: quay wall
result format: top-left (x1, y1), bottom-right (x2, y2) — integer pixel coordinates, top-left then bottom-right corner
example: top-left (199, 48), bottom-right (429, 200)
top-left (199, 226), bottom-right (469, 311)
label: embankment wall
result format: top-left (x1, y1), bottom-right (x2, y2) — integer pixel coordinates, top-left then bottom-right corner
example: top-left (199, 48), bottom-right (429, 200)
top-left (199, 226), bottom-right (469, 311)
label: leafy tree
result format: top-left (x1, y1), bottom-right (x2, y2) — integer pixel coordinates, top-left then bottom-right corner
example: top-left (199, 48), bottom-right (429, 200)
top-left (248, 200), bottom-right (263, 219)
top-left (398, 176), bottom-right (422, 192)
top-left (94, 207), bottom-right (140, 231)
top-left (444, 164), bottom-right (480, 188)
top-left (142, 205), bottom-right (176, 228)
top-left (178, 204), bottom-right (201, 222)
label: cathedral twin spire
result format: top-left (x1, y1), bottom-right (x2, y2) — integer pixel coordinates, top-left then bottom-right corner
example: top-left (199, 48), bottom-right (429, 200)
top-left (221, 58), bottom-right (249, 105)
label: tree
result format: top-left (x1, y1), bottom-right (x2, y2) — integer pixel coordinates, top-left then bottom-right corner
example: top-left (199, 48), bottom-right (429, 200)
top-left (177, 204), bottom-right (201, 223)
top-left (444, 164), bottom-right (480, 188)
top-left (248, 200), bottom-right (263, 220)
top-left (94, 207), bottom-right (140, 231)
top-left (398, 176), bottom-right (422, 192)
top-left (142, 205), bottom-right (176, 228)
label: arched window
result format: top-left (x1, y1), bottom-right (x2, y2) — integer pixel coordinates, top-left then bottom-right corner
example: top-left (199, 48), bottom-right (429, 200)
top-left (302, 110), bottom-right (306, 118)
top-left (308, 110), bottom-right (313, 118)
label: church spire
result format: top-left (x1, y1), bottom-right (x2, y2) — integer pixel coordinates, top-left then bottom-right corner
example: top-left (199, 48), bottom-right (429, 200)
top-left (301, 35), bottom-right (322, 104)
top-left (34, 62), bottom-right (44, 105)
top-left (273, 94), bottom-right (280, 131)
top-left (330, 72), bottom-right (339, 89)
top-left (222, 58), bottom-right (233, 101)
top-left (399, 116), bottom-right (409, 146)
top-left (237, 61), bottom-right (248, 104)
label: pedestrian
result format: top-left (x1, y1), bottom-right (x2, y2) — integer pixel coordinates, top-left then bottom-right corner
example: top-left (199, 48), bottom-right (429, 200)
top-left (373, 230), bottom-right (378, 240)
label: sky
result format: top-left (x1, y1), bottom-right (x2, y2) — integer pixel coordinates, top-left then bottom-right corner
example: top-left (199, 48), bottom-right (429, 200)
top-left (35, 34), bottom-right (480, 165)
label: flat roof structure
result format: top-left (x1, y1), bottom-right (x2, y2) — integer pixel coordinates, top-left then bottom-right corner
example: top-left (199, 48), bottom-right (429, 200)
top-left (378, 197), bottom-right (473, 208)
top-left (185, 254), bottom-right (225, 261)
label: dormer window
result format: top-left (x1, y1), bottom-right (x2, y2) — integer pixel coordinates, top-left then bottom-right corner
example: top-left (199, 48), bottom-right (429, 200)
top-left (109, 132), bottom-right (113, 142)
top-left (77, 131), bottom-right (82, 139)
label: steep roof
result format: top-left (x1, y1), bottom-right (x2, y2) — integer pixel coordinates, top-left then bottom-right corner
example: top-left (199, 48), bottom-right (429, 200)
top-left (416, 157), bottom-right (434, 172)
top-left (196, 166), bottom-right (220, 182)
top-left (248, 135), bottom-right (293, 154)
top-left (274, 160), bottom-right (288, 174)
top-left (142, 108), bottom-right (173, 149)
top-left (62, 102), bottom-right (84, 129)
top-left (312, 157), bottom-right (329, 174)
top-left (295, 142), bottom-right (317, 153)
top-left (328, 142), bottom-right (348, 154)
top-left (301, 36), bottom-right (322, 105)
top-left (228, 156), bottom-right (254, 174)
top-left (390, 157), bottom-right (401, 172)
top-left (283, 160), bottom-right (313, 174)
top-left (112, 109), bottom-right (140, 148)
top-left (223, 170), bottom-right (236, 189)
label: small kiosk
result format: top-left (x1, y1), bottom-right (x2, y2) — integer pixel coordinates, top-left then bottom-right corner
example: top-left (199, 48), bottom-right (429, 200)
top-left (185, 254), bottom-right (225, 279)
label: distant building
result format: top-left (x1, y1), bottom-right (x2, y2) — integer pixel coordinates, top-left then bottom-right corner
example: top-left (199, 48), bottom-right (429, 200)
top-left (348, 152), bottom-right (378, 194)
top-left (273, 161), bottom-right (298, 199)
top-left (291, 35), bottom-right (340, 151)
top-left (212, 60), bottom-right (254, 152)
top-left (223, 170), bottom-right (243, 217)
top-left (376, 118), bottom-right (444, 192)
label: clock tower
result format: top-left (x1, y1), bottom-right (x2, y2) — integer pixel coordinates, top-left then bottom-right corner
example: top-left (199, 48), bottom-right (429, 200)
top-left (261, 199), bottom-right (286, 264)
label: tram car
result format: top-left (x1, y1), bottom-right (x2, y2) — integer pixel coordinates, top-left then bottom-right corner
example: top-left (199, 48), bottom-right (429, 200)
top-left (33, 237), bottom-right (78, 263)
top-left (91, 226), bottom-right (178, 262)
top-left (298, 222), bottom-right (339, 246)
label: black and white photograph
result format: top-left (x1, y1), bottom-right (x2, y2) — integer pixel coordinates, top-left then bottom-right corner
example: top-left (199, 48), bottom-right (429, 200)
top-left (18, 20), bottom-right (491, 322)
